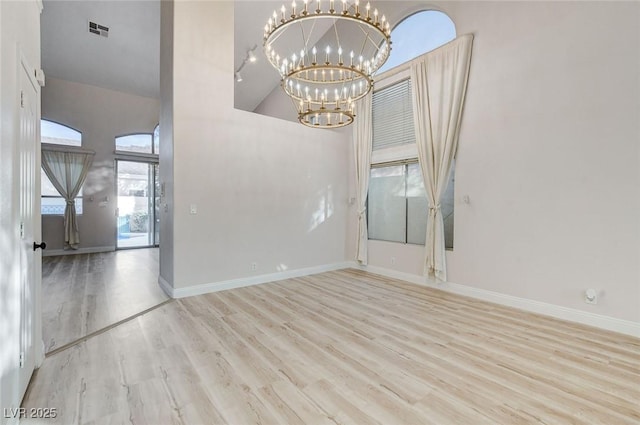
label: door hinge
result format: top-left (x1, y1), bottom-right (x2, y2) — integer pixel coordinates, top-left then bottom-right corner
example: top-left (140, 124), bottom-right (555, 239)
top-left (20, 91), bottom-right (25, 108)
top-left (19, 222), bottom-right (24, 239)
top-left (19, 352), bottom-right (24, 368)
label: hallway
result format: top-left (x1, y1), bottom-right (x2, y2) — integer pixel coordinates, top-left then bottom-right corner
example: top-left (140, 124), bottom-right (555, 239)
top-left (42, 248), bottom-right (168, 353)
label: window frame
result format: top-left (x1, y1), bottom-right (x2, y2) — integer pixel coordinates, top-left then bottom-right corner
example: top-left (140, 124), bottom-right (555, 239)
top-left (40, 119), bottom-right (85, 216)
top-left (368, 11), bottom-right (457, 249)
top-left (367, 159), bottom-right (424, 246)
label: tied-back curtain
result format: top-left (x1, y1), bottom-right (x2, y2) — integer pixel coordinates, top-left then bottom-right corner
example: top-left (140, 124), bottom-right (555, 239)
top-left (353, 91), bottom-right (373, 264)
top-left (411, 34), bottom-right (473, 281)
top-left (41, 148), bottom-right (94, 250)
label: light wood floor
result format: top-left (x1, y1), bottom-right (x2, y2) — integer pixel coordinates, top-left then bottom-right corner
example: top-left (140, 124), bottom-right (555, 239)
top-left (42, 249), bottom-right (169, 353)
top-left (25, 269), bottom-right (639, 424)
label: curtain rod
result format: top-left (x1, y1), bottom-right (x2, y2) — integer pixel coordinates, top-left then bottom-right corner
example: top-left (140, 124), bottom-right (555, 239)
top-left (41, 143), bottom-right (95, 155)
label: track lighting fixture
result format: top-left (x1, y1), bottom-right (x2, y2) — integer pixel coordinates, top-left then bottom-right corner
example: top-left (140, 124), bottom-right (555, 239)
top-left (234, 45), bottom-right (258, 83)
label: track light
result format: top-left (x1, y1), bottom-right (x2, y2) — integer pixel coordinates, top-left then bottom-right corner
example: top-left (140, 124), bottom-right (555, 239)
top-left (235, 45), bottom-right (258, 83)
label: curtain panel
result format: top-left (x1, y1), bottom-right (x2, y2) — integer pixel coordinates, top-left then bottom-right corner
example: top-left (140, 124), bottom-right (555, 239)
top-left (411, 34), bottom-right (473, 281)
top-left (41, 148), bottom-right (94, 250)
top-left (353, 91), bottom-right (373, 264)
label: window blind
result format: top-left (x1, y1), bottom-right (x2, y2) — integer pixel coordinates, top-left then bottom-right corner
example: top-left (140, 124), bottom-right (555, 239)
top-left (372, 78), bottom-right (415, 150)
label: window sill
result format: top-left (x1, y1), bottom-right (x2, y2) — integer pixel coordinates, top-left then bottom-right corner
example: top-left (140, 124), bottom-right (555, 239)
top-left (368, 238), bottom-right (453, 252)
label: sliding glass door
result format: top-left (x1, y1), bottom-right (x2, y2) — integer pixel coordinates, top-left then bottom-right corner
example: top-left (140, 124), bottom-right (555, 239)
top-left (116, 160), bottom-right (159, 248)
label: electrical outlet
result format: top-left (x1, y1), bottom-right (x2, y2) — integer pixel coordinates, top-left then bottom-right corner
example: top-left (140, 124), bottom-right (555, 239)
top-left (190, 204), bottom-right (197, 214)
top-left (585, 288), bottom-right (597, 304)
top-left (251, 262), bottom-right (258, 271)
top-left (390, 257), bottom-right (396, 265)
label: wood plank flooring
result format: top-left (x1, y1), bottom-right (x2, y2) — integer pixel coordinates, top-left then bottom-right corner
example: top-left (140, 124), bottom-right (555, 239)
top-left (41, 249), bottom-right (169, 353)
top-left (25, 269), bottom-right (640, 424)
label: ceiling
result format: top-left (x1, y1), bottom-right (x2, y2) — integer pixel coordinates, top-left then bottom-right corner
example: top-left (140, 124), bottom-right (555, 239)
top-left (41, 1), bottom-right (426, 110)
top-left (41, 0), bottom-right (160, 99)
top-left (233, 1), bottom-right (431, 113)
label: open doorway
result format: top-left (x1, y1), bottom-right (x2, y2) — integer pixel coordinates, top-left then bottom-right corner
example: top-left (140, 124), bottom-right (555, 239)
top-left (38, 1), bottom-right (166, 356)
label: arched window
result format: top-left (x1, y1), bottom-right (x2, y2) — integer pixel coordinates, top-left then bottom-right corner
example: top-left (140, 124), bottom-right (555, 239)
top-left (153, 124), bottom-right (160, 155)
top-left (368, 10), bottom-right (457, 250)
top-left (41, 119), bottom-right (82, 147)
top-left (376, 10), bottom-right (456, 75)
top-left (115, 134), bottom-right (154, 154)
top-left (40, 120), bottom-right (83, 215)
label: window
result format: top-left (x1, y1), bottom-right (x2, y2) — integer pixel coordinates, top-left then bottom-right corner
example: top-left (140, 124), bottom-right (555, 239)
top-left (376, 11), bottom-right (456, 75)
top-left (115, 130), bottom-right (160, 248)
top-left (368, 162), bottom-right (454, 249)
top-left (368, 10), bottom-right (457, 248)
top-left (40, 120), bottom-right (83, 215)
top-left (372, 79), bottom-right (414, 151)
top-left (115, 134), bottom-right (154, 154)
top-left (153, 124), bottom-right (160, 155)
top-left (41, 119), bottom-right (81, 146)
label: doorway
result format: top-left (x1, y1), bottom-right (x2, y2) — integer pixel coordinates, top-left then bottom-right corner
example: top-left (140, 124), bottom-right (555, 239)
top-left (116, 160), bottom-right (160, 249)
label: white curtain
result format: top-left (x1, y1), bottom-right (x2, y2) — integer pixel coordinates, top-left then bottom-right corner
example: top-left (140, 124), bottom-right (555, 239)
top-left (411, 34), bottom-right (473, 281)
top-left (353, 91), bottom-right (373, 264)
top-left (41, 147), bottom-right (94, 250)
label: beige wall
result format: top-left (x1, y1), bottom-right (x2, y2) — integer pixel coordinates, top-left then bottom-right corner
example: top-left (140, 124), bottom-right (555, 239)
top-left (347, 1), bottom-right (640, 323)
top-left (163, 1), bottom-right (350, 289)
top-left (41, 78), bottom-right (160, 252)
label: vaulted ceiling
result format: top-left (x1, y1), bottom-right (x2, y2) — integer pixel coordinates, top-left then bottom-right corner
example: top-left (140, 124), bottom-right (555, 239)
top-left (41, 1), bottom-right (425, 109)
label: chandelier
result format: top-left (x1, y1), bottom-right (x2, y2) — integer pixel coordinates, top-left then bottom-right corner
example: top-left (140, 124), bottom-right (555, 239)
top-left (263, 0), bottom-right (391, 128)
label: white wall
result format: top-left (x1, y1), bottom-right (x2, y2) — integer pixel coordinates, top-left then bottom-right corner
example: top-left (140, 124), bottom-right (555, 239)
top-left (41, 78), bottom-right (160, 252)
top-left (349, 1), bottom-right (640, 323)
top-left (0, 1), bottom-right (41, 422)
top-left (162, 1), bottom-right (350, 290)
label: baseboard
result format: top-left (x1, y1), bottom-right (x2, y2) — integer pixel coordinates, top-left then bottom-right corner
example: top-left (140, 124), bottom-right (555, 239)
top-left (158, 275), bottom-right (174, 298)
top-left (162, 262), bottom-right (353, 299)
top-left (42, 245), bottom-right (115, 257)
top-left (353, 263), bottom-right (640, 338)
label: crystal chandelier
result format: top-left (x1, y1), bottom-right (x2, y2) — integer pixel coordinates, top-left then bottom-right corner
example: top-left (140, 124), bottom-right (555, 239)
top-left (263, 0), bottom-right (391, 128)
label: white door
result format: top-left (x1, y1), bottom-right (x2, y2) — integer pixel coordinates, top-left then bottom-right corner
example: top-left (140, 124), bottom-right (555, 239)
top-left (17, 55), bottom-right (42, 401)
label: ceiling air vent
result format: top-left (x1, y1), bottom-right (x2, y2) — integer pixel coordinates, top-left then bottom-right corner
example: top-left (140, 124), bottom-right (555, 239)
top-left (88, 21), bottom-right (109, 38)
